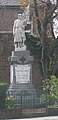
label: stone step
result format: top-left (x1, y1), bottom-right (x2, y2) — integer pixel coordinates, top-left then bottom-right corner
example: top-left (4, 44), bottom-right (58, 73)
top-left (9, 83), bottom-right (34, 90)
top-left (7, 83), bottom-right (36, 96)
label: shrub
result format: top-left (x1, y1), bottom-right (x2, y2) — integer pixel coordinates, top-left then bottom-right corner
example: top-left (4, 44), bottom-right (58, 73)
top-left (40, 75), bottom-right (58, 106)
top-left (6, 96), bottom-right (15, 109)
top-left (0, 83), bottom-right (7, 108)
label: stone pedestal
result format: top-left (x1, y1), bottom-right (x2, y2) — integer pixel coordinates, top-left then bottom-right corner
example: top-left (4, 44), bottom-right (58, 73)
top-left (7, 50), bottom-right (37, 108)
top-left (8, 50), bottom-right (33, 84)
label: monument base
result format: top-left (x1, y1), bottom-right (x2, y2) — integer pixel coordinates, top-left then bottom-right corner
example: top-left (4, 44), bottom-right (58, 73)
top-left (7, 50), bottom-right (39, 108)
top-left (7, 83), bottom-right (37, 108)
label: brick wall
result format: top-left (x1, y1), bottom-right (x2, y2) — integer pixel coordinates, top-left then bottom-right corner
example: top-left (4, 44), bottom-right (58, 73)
top-left (0, 6), bottom-right (20, 31)
top-left (0, 33), bottom-right (14, 84)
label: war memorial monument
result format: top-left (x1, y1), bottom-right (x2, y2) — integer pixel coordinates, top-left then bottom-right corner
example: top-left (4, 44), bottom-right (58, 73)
top-left (6, 5), bottom-right (38, 108)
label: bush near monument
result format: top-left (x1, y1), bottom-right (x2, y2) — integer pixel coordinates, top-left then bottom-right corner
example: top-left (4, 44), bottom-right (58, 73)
top-left (40, 75), bottom-right (58, 106)
top-left (0, 83), bottom-right (7, 108)
top-left (6, 96), bottom-right (15, 109)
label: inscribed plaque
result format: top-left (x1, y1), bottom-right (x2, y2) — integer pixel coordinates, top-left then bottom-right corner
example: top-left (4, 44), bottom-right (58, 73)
top-left (15, 64), bottom-right (30, 83)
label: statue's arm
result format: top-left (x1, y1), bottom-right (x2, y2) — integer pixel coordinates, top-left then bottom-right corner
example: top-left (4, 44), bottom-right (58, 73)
top-left (13, 21), bottom-right (16, 35)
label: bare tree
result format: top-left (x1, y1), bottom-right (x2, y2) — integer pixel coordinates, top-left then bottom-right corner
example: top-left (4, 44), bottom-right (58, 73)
top-left (32, 0), bottom-right (58, 78)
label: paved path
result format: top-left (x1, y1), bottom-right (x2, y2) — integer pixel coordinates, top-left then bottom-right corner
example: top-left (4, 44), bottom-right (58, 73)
top-left (19, 116), bottom-right (58, 120)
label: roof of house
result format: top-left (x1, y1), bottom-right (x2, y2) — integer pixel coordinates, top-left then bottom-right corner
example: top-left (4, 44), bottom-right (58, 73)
top-left (0, 0), bottom-right (20, 6)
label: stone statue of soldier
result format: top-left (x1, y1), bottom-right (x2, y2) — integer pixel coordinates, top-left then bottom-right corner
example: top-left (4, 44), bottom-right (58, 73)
top-left (13, 5), bottom-right (30, 51)
top-left (13, 13), bottom-right (26, 51)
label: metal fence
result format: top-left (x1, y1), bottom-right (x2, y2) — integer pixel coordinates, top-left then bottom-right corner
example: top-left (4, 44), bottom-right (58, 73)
top-left (6, 90), bottom-right (47, 114)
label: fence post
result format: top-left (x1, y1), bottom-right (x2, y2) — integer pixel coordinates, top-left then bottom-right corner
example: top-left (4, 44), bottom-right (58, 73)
top-left (33, 95), bottom-right (35, 109)
top-left (21, 91), bottom-right (22, 117)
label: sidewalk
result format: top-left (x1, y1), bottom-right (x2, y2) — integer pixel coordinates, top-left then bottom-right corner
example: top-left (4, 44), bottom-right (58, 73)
top-left (19, 116), bottom-right (58, 120)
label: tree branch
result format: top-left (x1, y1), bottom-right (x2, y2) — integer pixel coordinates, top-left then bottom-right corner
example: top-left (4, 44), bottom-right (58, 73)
top-left (33, 0), bottom-right (41, 35)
